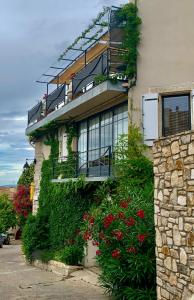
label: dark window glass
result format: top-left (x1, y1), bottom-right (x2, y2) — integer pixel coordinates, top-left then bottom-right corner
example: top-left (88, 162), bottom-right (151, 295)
top-left (163, 95), bottom-right (190, 136)
top-left (77, 102), bottom-right (128, 176)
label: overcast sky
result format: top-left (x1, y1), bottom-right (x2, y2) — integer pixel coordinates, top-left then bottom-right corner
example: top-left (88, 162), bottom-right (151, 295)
top-left (0, 0), bottom-right (126, 186)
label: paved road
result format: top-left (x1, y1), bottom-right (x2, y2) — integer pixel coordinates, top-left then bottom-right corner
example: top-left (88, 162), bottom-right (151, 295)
top-left (0, 244), bottom-right (110, 300)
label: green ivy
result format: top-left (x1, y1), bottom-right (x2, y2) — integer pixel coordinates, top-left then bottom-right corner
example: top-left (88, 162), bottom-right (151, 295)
top-left (117, 3), bottom-right (142, 84)
top-left (23, 125), bottom-right (103, 264)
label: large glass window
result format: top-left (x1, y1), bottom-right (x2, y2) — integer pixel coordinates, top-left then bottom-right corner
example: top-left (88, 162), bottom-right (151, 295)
top-left (78, 102), bottom-right (128, 176)
top-left (163, 95), bottom-right (190, 136)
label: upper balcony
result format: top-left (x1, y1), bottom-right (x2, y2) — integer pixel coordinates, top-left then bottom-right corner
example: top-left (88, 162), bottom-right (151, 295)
top-left (26, 6), bottom-right (129, 135)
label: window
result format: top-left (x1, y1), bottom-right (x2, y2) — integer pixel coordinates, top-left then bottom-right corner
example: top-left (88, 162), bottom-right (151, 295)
top-left (78, 102), bottom-right (128, 176)
top-left (162, 94), bottom-right (191, 136)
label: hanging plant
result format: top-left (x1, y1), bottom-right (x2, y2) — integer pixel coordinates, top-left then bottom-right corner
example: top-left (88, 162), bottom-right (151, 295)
top-left (116, 3), bottom-right (142, 83)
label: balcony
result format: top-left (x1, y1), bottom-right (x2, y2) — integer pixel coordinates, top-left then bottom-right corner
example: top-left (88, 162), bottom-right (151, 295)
top-left (26, 6), bottom-right (128, 135)
top-left (26, 48), bottom-right (127, 134)
top-left (51, 146), bottom-right (112, 182)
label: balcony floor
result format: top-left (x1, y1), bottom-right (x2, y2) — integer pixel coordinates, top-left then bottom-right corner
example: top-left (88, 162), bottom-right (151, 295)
top-left (51, 176), bottom-right (111, 183)
top-left (26, 80), bottom-right (127, 135)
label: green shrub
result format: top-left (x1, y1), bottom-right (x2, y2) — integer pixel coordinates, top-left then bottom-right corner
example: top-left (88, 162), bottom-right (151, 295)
top-left (0, 194), bottom-right (17, 233)
top-left (22, 211), bottom-right (50, 261)
top-left (54, 245), bottom-right (84, 265)
top-left (81, 128), bottom-right (156, 299)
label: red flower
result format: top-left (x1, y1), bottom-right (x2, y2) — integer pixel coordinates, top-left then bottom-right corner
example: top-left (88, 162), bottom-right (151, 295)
top-left (137, 210), bottom-right (145, 219)
top-left (92, 240), bottom-right (100, 246)
top-left (127, 247), bottom-right (137, 254)
top-left (137, 233), bottom-right (147, 243)
top-left (103, 214), bottom-right (115, 228)
top-left (83, 213), bottom-right (89, 221)
top-left (112, 230), bottom-right (123, 241)
top-left (96, 250), bottom-right (101, 256)
top-left (89, 216), bottom-right (95, 225)
top-left (125, 217), bottom-right (135, 227)
top-left (83, 231), bottom-right (91, 241)
top-left (112, 249), bottom-right (121, 259)
top-left (119, 201), bottom-right (129, 209)
top-left (117, 212), bottom-right (125, 220)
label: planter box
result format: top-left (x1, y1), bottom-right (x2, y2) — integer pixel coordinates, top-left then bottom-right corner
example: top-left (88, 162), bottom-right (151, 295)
top-left (31, 259), bottom-right (83, 277)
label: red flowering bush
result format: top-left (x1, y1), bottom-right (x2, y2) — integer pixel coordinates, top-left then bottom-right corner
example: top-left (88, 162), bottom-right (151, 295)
top-left (13, 185), bottom-right (32, 223)
top-left (82, 192), bottom-right (155, 299)
top-left (81, 127), bottom-right (156, 299)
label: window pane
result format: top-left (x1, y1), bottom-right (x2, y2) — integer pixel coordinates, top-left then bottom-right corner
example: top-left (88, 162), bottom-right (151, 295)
top-left (113, 103), bottom-right (128, 145)
top-left (163, 95), bottom-right (190, 136)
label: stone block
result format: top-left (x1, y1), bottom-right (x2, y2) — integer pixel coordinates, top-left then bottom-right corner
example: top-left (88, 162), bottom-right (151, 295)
top-left (184, 156), bottom-right (194, 164)
top-left (181, 134), bottom-right (190, 144)
top-left (164, 257), bottom-right (172, 270)
top-left (180, 248), bottom-right (187, 265)
top-left (188, 142), bottom-right (194, 155)
top-left (177, 195), bottom-right (186, 206)
top-left (171, 141), bottom-right (179, 155)
top-left (156, 228), bottom-right (163, 247)
top-left (161, 288), bottom-right (170, 299)
top-left (162, 246), bottom-right (170, 256)
top-left (173, 226), bottom-right (181, 246)
top-left (170, 249), bottom-right (178, 259)
top-left (169, 272), bottom-right (177, 286)
top-left (175, 159), bottom-right (184, 170)
top-left (171, 170), bottom-right (179, 187)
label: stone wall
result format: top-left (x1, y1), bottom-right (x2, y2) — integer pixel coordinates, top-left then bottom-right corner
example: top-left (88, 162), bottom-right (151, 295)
top-left (154, 131), bottom-right (194, 300)
top-left (33, 138), bottom-right (50, 214)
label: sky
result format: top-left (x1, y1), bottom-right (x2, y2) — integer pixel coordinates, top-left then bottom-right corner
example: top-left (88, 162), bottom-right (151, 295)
top-left (0, 0), bottom-right (126, 186)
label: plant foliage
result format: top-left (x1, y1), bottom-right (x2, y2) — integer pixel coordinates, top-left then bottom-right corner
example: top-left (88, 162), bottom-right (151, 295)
top-left (117, 3), bottom-right (142, 82)
top-left (81, 127), bottom-right (156, 299)
top-left (17, 163), bottom-right (35, 186)
top-left (0, 194), bottom-right (17, 232)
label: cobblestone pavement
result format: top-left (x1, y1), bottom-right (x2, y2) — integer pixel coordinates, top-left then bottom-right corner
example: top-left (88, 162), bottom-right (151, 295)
top-left (0, 244), bottom-right (111, 300)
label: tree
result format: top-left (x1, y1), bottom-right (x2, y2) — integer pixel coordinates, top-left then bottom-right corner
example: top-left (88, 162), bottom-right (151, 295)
top-left (17, 163), bottom-right (35, 186)
top-left (13, 185), bottom-right (32, 227)
top-left (0, 194), bottom-right (17, 232)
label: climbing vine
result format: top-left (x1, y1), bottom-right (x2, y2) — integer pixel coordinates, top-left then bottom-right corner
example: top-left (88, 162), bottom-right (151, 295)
top-left (116, 3), bottom-right (142, 83)
top-left (58, 7), bottom-right (110, 60)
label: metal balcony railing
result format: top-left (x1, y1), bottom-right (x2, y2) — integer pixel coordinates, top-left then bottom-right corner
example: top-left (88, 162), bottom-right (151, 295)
top-left (27, 47), bottom-right (127, 126)
top-left (28, 102), bottom-right (43, 126)
top-left (52, 146), bottom-right (112, 180)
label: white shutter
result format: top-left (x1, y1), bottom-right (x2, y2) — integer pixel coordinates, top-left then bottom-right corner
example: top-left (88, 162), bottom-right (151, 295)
top-left (142, 93), bottom-right (158, 146)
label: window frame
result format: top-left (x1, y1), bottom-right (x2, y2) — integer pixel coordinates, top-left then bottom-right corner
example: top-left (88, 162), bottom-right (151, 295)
top-left (162, 93), bottom-right (191, 137)
top-left (77, 101), bottom-right (128, 172)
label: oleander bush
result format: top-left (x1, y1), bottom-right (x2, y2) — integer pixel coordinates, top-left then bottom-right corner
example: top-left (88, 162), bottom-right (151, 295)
top-left (81, 127), bottom-right (156, 300)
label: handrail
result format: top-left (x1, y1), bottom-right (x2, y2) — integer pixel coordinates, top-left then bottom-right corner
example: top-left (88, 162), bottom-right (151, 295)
top-left (52, 146), bottom-right (112, 179)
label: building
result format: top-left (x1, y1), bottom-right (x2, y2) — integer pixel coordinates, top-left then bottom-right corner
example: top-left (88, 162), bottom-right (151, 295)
top-left (26, 0), bottom-right (194, 212)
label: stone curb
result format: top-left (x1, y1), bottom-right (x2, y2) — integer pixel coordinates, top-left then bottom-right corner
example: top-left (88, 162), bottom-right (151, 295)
top-left (31, 259), bottom-right (83, 277)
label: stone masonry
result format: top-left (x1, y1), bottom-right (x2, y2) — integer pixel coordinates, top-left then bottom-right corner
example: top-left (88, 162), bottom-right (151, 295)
top-left (154, 131), bottom-right (194, 300)
top-left (33, 138), bottom-right (50, 214)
